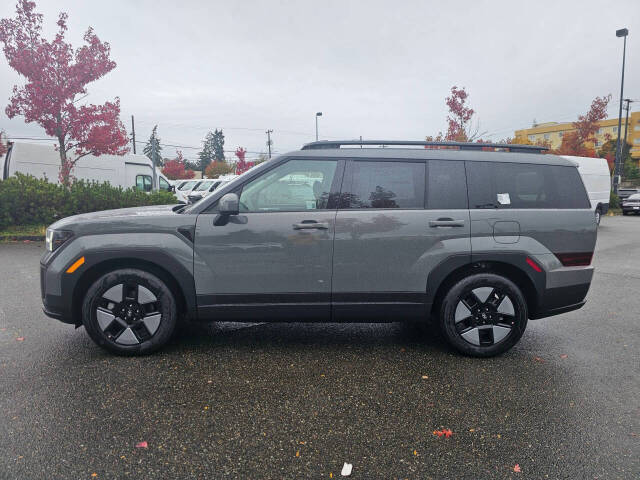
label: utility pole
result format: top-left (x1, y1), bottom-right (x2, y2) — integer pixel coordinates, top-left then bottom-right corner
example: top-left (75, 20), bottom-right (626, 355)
top-left (266, 129), bottom-right (273, 158)
top-left (613, 28), bottom-right (629, 194)
top-left (151, 137), bottom-right (158, 191)
top-left (131, 115), bottom-right (136, 154)
top-left (623, 99), bottom-right (633, 151)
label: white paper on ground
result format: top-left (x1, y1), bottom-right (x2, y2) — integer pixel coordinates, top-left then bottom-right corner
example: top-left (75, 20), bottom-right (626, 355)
top-left (341, 462), bottom-right (353, 476)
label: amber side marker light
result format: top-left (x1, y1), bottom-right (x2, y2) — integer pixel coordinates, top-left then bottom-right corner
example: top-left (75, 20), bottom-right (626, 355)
top-left (66, 256), bottom-right (85, 274)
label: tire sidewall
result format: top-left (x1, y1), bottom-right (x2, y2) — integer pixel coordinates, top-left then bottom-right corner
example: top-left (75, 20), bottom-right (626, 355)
top-left (82, 269), bottom-right (177, 356)
top-left (440, 273), bottom-right (528, 357)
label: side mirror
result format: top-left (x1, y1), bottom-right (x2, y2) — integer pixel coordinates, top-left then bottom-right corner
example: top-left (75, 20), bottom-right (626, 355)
top-left (170, 185), bottom-right (176, 193)
top-left (218, 193), bottom-right (239, 215)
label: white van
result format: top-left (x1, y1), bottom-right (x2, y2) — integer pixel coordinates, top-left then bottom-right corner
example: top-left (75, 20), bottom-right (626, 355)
top-left (1, 141), bottom-right (174, 194)
top-left (562, 155), bottom-right (611, 225)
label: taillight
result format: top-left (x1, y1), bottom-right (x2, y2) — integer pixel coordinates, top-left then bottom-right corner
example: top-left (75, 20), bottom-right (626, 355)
top-left (555, 252), bottom-right (593, 267)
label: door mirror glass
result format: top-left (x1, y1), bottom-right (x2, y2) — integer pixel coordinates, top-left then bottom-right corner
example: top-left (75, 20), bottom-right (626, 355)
top-left (219, 193), bottom-right (239, 215)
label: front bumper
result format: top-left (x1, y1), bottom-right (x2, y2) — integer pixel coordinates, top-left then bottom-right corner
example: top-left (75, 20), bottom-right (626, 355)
top-left (40, 263), bottom-right (75, 324)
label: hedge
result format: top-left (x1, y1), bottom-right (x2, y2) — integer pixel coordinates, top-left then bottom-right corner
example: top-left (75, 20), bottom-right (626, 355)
top-left (0, 173), bottom-right (177, 229)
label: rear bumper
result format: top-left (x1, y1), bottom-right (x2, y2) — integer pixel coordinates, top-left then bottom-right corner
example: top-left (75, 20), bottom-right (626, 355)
top-left (530, 283), bottom-right (591, 319)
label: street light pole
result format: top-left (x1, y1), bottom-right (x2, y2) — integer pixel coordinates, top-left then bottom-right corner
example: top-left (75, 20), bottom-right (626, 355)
top-left (622, 99), bottom-right (633, 152)
top-left (613, 28), bottom-right (629, 195)
top-left (315, 112), bottom-right (323, 141)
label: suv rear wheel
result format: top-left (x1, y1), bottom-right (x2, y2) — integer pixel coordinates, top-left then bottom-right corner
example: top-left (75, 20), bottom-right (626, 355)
top-left (439, 273), bottom-right (528, 357)
top-left (82, 269), bottom-right (177, 355)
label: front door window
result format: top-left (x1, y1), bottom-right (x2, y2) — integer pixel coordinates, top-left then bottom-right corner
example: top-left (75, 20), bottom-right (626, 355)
top-left (239, 159), bottom-right (339, 212)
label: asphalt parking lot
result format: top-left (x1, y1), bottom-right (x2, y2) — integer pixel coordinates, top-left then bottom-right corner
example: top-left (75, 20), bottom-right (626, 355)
top-left (0, 216), bottom-right (638, 479)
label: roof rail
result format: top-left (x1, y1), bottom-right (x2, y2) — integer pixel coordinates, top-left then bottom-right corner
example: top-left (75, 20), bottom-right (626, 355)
top-left (301, 140), bottom-right (549, 154)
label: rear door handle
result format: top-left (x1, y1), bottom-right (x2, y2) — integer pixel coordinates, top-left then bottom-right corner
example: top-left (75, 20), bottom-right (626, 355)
top-left (293, 220), bottom-right (329, 230)
top-left (429, 218), bottom-right (465, 227)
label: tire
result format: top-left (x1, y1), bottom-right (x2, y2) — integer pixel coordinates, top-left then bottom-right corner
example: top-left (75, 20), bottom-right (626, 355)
top-left (439, 273), bottom-right (528, 357)
top-left (595, 209), bottom-right (601, 225)
top-left (82, 268), bottom-right (177, 356)
top-left (622, 211), bottom-right (629, 216)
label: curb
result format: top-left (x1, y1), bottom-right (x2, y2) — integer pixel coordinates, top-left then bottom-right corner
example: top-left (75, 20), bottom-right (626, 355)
top-left (0, 235), bottom-right (45, 242)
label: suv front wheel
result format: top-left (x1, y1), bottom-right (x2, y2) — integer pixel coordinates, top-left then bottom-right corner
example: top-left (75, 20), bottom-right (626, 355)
top-left (439, 273), bottom-right (528, 357)
top-left (82, 268), bottom-right (177, 355)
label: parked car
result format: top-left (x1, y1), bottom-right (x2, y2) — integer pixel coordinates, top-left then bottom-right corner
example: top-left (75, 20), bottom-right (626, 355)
top-left (563, 156), bottom-right (610, 225)
top-left (186, 179), bottom-right (217, 203)
top-left (40, 140), bottom-right (596, 357)
top-left (617, 188), bottom-right (640, 202)
top-left (187, 175), bottom-right (239, 204)
top-left (174, 179), bottom-right (199, 203)
top-left (621, 193), bottom-right (640, 215)
top-left (2, 141), bottom-right (174, 193)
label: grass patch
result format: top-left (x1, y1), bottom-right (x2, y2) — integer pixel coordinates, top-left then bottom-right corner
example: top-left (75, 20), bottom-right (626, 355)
top-left (0, 224), bottom-right (46, 242)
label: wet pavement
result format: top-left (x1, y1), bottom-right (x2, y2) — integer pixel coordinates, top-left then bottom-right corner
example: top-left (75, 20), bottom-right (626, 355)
top-left (0, 216), bottom-right (638, 479)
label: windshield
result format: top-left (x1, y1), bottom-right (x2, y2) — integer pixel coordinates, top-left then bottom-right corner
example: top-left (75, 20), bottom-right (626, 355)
top-left (194, 181), bottom-right (214, 191)
top-left (178, 180), bottom-right (197, 191)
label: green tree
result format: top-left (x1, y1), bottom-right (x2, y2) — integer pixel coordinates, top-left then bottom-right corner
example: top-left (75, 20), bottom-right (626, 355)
top-left (198, 131), bottom-right (216, 173)
top-left (143, 125), bottom-right (163, 166)
top-left (213, 129), bottom-right (225, 161)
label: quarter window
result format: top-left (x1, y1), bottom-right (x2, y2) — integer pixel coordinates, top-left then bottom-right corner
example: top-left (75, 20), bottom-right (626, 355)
top-left (341, 161), bottom-right (425, 209)
top-left (466, 161), bottom-right (589, 209)
top-left (239, 159), bottom-right (339, 212)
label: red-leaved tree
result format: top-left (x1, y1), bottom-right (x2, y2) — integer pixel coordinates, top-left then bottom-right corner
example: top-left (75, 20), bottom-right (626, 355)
top-left (426, 86), bottom-right (484, 146)
top-left (162, 150), bottom-right (195, 180)
top-left (0, 0), bottom-right (129, 185)
top-left (552, 95), bottom-right (611, 157)
top-left (234, 147), bottom-right (254, 175)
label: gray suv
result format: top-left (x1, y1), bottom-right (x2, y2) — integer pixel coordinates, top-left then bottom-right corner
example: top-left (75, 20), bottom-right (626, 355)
top-left (40, 140), bottom-right (597, 357)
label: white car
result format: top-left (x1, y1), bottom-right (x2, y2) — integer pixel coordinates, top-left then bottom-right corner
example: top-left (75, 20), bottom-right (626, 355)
top-left (174, 179), bottom-right (199, 203)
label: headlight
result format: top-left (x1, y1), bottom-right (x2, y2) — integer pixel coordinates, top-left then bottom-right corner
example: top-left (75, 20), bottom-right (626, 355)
top-left (46, 229), bottom-right (73, 252)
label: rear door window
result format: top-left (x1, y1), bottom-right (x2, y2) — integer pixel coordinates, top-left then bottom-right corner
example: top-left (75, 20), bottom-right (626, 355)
top-left (466, 161), bottom-right (590, 209)
top-left (341, 161), bottom-right (425, 209)
top-left (427, 160), bottom-right (467, 209)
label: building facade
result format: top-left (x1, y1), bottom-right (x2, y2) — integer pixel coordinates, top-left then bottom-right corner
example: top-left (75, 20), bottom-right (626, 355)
top-left (514, 111), bottom-right (640, 160)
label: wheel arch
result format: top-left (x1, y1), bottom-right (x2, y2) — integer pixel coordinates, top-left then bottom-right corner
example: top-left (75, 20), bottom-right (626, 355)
top-left (71, 257), bottom-right (194, 326)
top-left (429, 259), bottom-right (540, 320)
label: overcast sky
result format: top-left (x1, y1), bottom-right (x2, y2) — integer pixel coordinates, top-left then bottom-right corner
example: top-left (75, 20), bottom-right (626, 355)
top-left (1, 0), bottom-right (640, 161)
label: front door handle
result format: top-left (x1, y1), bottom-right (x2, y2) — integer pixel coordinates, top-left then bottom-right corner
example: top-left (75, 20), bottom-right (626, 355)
top-left (429, 218), bottom-right (465, 227)
top-left (293, 220), bottom-right (329, 230)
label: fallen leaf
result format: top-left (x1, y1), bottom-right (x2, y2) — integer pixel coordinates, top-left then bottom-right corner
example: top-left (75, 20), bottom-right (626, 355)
top-left (413, 449), bottom-right (417, 456)
top-left (330, 474), bottom-right (333, 479)
top-left (296, 451), bottom-right (300, 457)
top-left (560, 354), bottom-right (568, 359)
top-left (135, 441), bottom-right (147, 449)
top-left (16, 337), bottom-right (24, 341)
top-left (421, 375), bottom-right (429, 379)
top-left (513, 464), bottom-right (521, 473)
top-left (91, 474), bottom-right (98, 478)
top-left (203, 406), bottom-right (209, 410)
top-left (469, 428), bottom-right (475, 432)
top-left (534, 356), bottom-right (544, 363)
top-left (433, 429), bottom-right (452, 438)
top-left (341, 462), bottom-right (353, 476)
top-left (400, 348), bottom-right (406, 352)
